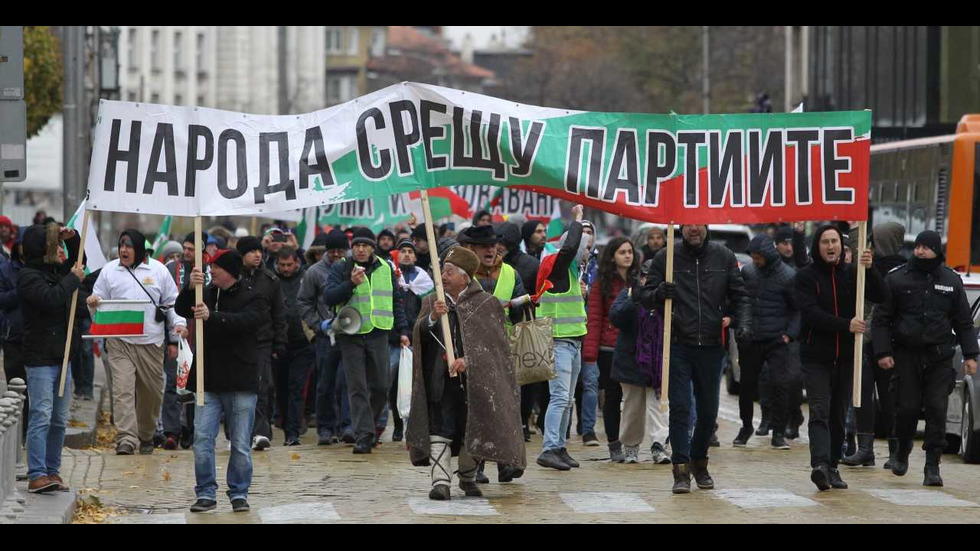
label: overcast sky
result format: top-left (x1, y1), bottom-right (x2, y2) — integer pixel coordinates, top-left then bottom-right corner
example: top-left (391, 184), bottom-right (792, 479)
top-left (443, 26), bottom-right (529, 50)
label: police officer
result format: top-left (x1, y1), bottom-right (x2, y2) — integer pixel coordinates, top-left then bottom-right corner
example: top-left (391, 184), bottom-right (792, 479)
top-left (872, 230), bottom-right (979, 486)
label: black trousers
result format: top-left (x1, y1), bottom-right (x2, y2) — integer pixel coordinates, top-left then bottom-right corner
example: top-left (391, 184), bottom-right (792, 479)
top-left (738, 340), bottom-right (790, 434)
top-left (854, 343), bottom-right (895, 436)
top-left (892, 347), bottom-right (955, 452)
top-left (338, 332), bottom-right (390, 445)
top-left (252, 344), bottom-right (274, 441)
top-left (597, 350), bottom-right (622, 443)
top-left (803, 359), bottom-right (853, 469)
top-left (276, 345), bottom-right (315, 441)
top-left (785, 342), bottom-right (805, 425)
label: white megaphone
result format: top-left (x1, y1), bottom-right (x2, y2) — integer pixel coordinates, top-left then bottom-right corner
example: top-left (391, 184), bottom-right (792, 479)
top-left (335, 306), bottom-right (362, 335)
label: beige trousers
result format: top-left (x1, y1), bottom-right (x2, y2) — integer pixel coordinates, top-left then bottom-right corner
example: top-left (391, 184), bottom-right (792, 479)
top-left (620, 383), bottom-right (669, 448)
top-left (108, 340), bottom-right (165, 447)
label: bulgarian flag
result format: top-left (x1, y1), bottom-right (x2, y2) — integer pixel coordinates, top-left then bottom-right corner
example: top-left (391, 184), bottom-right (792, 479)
top-left (545, 202), bottom-right (564, 242)
top-left (87, 300), bottom-right (149, 339)
top-left (408, 188), bottom-right (472, 221)
top-left (295, 206), bottom-right (319, 250)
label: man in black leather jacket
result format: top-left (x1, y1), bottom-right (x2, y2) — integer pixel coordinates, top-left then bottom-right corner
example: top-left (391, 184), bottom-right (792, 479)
top-left (639, 224), bottom-right (750, 494)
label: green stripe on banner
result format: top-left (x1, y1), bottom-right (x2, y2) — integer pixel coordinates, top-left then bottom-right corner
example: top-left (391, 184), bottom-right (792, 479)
top-left (94, 310), bottom-right (144, 325)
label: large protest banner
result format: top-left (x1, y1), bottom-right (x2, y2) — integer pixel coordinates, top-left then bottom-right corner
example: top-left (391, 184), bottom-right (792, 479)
top-left (86, 82), bottom-right (870, 224)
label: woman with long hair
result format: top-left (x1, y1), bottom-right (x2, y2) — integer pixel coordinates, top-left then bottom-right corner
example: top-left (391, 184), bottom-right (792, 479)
top-left (583, 237), bottom-right (639, 461)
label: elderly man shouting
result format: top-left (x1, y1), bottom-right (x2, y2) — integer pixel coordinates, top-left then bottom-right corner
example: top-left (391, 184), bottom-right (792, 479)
top-left (406, 247), bottom-right (526, 501)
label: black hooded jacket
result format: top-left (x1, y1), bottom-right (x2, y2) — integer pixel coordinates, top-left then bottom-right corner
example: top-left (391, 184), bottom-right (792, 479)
top-left (741, 236), bottom-right (800, 342)
top-left (872, 251), bottom-right (979, 361)
top-left (795, 225), bottom-right (886, 365)
top-left (17, 224), bottom-right (87, 367)
top-left (639, 228), bottom-right (751, 347)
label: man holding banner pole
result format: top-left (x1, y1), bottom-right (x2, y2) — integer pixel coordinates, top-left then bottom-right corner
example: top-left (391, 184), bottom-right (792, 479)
top-left (639, 225), bottom-right (750, 494)
top-left (795, 225), bottom-right (884, 491)
top-left (89, 230), bottom-right (187, 456)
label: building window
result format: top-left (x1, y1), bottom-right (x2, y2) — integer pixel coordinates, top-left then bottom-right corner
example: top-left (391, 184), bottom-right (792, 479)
top-left (326, 27), bottom-right (344, 54)
top-left (197, 33), bottom-right (205, 72)
top-left (175, 93), bottom-right (183, 105)
top-left (151, 92), bottom-right (160, 104)
top-left (128, 91), bottom-right (137, 102)
top-left (370, 27), bottom-right (386, 57)
top-left (174, 31), bottom-right (183, 71)
top-left (197, 94), bottom-right (205, 106)
top-left (128, 28), bottom-right (138, 70)
top-left (151, 29), bottom-right (161, 71)
top-left (347, 27), bottom-right (360, 56)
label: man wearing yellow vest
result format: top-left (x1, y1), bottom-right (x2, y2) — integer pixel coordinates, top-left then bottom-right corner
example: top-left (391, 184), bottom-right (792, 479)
top-left (324, 227), bottom-right (410, 454)
top-left (536, 205), bottom-right (590, 471)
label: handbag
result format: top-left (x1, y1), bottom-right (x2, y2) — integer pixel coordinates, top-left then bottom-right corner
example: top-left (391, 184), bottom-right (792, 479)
top-left (509, 311), bottom-right (557, 386)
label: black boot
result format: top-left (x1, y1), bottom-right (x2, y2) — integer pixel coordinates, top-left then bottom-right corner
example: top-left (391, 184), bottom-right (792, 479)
top-left (923, 449), bottom-right (943, 487)
top-left (392, 418), bottom-right (404, 442)
top-left (672, 463), bottom-right (692, 494)
top-left (884, 437), bottom-right (898, 470)
top-left (841, 433), bottom-right (876, 466)
top-left (475, 461), bottom-right (490, 484)
top-left (691, 457), bottom-right (714, 489)
top-left (811, 465), bottom-right (831, 491)
top-left (891, 440), bottom-right (914, 477)
top-left (843, 432), bottom-right (857, 457)
top-left (755, 410), bottom-right (772, 436)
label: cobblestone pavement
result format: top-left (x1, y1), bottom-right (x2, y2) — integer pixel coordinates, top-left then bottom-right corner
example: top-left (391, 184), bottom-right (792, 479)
top-left (59, 388), bottom-right (980, 524)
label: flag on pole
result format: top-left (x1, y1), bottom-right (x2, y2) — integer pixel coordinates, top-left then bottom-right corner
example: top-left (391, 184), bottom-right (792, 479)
top-left (408, 188), bottom-right (472, 221)
top-left (545, 202), bottom-right (564, 242)
top-left (66, 199), bottom-right (107, 273)
top-left (86, 299), bottom-right (149, 339)
top-left (150, 216), bottom-right (173, 260)
top-left (296, 207), bottom-right (319, 250)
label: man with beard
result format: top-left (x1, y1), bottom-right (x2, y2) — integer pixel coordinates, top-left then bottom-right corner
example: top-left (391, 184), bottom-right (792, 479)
top-left (638, 225), bottom-right (751, 494)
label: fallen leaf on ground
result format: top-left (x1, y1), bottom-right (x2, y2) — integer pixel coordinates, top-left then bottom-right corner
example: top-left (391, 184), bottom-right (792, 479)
top-left (162, 471), bottom-right (171, 481)
top-left (291, 453), bottom-right (301, 460)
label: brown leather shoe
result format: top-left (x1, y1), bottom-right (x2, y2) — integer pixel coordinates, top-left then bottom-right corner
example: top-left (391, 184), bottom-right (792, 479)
top-left (50, 474), bottom-right (70, 492)
top-left (28, 476), bottom-right (59, 494)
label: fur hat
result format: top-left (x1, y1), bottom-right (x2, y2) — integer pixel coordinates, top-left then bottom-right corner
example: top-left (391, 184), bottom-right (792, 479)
top-left (443, 246), bottom-right (479, 279)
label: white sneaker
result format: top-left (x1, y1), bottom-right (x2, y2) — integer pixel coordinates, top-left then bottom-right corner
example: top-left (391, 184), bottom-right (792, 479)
top-left (624, 445), bottom-right (640, 464)
top-left (252, 436), bottom-right (271, 451)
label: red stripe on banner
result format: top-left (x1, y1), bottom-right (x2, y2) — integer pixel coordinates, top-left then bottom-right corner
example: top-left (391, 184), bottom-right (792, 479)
top-left (88, 322), bottom-right (145, 336)
top-left (518, 138), bottom-right (870, 225)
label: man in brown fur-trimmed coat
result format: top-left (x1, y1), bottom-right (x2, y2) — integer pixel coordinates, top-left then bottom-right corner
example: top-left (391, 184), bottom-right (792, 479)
top-left (406, 246), bottom-right (526, 501)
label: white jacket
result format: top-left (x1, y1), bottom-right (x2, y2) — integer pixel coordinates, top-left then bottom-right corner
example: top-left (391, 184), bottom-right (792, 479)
top-left (92, 258), bottom-right (187, 346)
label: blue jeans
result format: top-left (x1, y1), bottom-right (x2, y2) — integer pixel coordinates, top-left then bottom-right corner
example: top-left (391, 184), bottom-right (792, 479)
top-left (580, 360), bottom-right (599, 435)
top-left (26, 365), bottom-right (72, 481)
top-left (193, 392), bottom-right (257, 501)
top-left (543, 339), bottom-right (582, 453)
top-left (668, 344), bottom-right (725, 464)
top-left (377, 345), bottom-right (401, 430)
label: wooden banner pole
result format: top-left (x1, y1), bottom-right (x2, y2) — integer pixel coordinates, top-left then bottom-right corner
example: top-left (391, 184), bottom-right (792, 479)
top-left (852, 220), bottom-right (868, 408)
top-left (59, 210), bottom-right (90, 398)
top-left (418, 190), bottom-right (457, 372)
top-left (660, 223), bottom-right (675, 413)
top-left (195, 217), bottom-right (205, 407)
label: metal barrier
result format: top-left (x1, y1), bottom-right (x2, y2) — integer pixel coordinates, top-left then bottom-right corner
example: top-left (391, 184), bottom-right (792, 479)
top-left (1, 378), bottom-right (27, 520)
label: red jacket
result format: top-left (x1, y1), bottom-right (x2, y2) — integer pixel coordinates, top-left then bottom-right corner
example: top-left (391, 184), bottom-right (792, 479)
top-left (583, 275), bottom-right (626, 363)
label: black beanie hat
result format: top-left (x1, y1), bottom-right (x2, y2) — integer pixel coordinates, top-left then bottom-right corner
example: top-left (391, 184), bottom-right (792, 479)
top-left (497, 221), bottom-right (522, 247)
top-left (210, 249), bottom-right (243, 279)
top-left (323, 229), bottom-right (350, 250)
top-left (350, 227), bottom-right (377, 248)
top-left (236, 236), bottom-right (263, 256)
top-left (913, 230), bottom-right (944, 260)
top-left (412, 225), bottom-right (427, 240)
